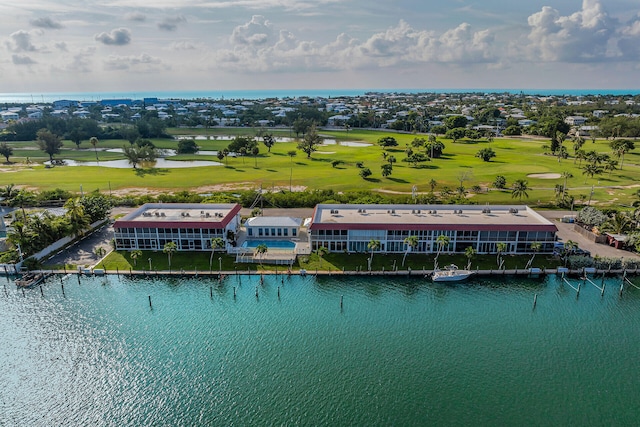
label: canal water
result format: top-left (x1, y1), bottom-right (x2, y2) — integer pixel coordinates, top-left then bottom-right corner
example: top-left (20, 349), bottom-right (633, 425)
top-left (1, 274), bottom-right (639, 426)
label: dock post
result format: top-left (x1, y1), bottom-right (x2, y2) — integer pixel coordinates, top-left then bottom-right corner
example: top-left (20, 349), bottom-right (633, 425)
top-left (233, 287), bottom-right (236, 298)
top-left (40, 285), bottom-right (44, 297)
top-left (601, 282), bottom-right (606, 297)
top-left (577, 282), bottom-right (581, 297)
top-left (619, 281), bottom-right (624, 296)
top-left (116, 267), bottom-right (120, 278)
top-left (77, 274), bottom-right (81, 284)
top-left (210, 286), bottom-right (213, 299)
top-left (4, 284), bottom-right (7, 297)
top-left (22, 288), bottom-right (25, 297)
top-left (533, 293), bottom-right (537, 309)
top-left (148, 295), bottom-right (152, 308)
top-left (340, 295), bottom-right (343, 309)
top-left (61, 284), bottom-right (65, 298)
top-left (255, 286), bottom-right (258, 298)
top-left (277, 286), bottom-right (280, 299)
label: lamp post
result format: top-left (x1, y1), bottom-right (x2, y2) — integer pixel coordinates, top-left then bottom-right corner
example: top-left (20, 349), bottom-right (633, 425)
top-left (148, 258), bottom-right (152, 271)
top-left (218, 257), bottom-right (222, 277)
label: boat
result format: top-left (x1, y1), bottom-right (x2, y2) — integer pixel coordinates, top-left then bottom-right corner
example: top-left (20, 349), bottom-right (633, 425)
top-left (15, 272), bottom-right (47, 288)
top-left (431, 264), bottom-right (474, 282)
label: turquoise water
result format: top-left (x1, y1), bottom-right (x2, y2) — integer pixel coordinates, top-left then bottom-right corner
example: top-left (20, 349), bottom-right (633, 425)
top-left (1, 274), bottom-right (639, 426)
top-left (242, 240), bottom-right (296, 249)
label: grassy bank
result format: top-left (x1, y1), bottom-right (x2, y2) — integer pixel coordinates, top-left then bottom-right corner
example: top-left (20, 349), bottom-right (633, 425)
top-left (94, 250), bottom-right (563, 272)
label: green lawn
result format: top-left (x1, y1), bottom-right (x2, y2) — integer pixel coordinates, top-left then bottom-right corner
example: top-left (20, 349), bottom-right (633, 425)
top-left (95, 249), bottom-right (563, 273)
top-left (3, 127), bottom-right (640, 206)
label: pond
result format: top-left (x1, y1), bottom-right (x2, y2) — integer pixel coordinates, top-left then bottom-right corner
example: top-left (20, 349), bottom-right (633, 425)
top-left (45, 159), bottom-right (223, 168)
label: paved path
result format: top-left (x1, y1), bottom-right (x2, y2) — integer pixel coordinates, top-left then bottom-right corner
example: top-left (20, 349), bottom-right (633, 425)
top-left (537, 210), bottom-right (640, 259)
top-left (43, 223), bottom-right (115, 268)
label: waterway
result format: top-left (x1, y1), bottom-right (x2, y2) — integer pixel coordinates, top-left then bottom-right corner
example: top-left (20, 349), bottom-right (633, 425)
top-left (1, 274), bottom-right (639, 426)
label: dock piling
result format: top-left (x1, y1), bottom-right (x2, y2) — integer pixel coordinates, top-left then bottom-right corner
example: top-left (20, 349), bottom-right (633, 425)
top-left (148, 295), bottom-right (152, 308)
top-left (61, 284), bottom-right (65, 298)
top-left (277, 286), bottom-right (280, 299)
top-left (40, 285), bottom-right (44, 297)
top-left (340, 295), bottom-right (343, 309)
top-left (210, 286), bottom-right (213, 299)
top-left (233, 287), bottom-right (236, 298)
top-left (533, 293), bottom-right (537, 309)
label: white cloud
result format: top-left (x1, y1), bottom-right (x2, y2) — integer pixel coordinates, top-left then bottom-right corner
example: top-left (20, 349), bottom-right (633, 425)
top-left (526, 0), bottom-right (616, 62)
top-left (95, 28), bottom-right (132, 46)
top-left (104, 53), bottom-right (168, 72)
top-left (214, 17), bottom-right (497, 73)
top-left (6, 30), bottom-right (38, 52)
top-left (169, 41), bottom-right (198, 51)
top-left (12, 54), bottom-right (37, 65)
top-left (158, 16), bottom-right (186, 32)
top-left (125, 12), bottom-right (147, 22)
top-left (230, 15), bottom-right (274, 46)
top-left (30, 16), bottom-right (64, 30)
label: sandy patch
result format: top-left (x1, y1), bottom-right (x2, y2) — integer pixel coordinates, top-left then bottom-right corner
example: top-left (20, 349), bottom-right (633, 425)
top-left (109, 184), bottom-right (308, 197)
top-left (527, 173), bottom-right (561, 179)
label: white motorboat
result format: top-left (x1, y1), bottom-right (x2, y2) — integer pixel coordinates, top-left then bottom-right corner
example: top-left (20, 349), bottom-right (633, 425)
top-left (431, 264), bottom-right (474, 282)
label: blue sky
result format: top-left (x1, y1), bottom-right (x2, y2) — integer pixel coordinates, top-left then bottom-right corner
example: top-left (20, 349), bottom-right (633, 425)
top-left (1, 0), bottom-right (639, 93)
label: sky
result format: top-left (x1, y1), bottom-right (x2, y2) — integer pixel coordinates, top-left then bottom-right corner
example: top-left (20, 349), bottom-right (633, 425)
top-left (1, 0), bottom-right (640, 93)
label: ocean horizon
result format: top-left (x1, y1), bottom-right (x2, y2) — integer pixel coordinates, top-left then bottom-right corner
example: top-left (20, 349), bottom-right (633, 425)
top-left (1, 88), bottom-right (640, 104)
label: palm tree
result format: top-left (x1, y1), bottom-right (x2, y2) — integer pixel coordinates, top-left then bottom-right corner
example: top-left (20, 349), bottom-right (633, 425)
top-left (254, 243), bottom-right (268, 267)
top-left (402, 235), bottom-right (419, 267)
top-left (464, 246), bottom-right (476, 270)
top-left (209, 237), bottom-right (225, 272)
top-left (561, 171), bottom-right (573, 191)
top-left (367, 239), bottom-right (381, 269)
top-left (89, 136), bottom-right (99, 162)
top-left (604, 159), bottom-right (618, 177)
top-left (11, 190), bottom-right (35, 219)
top-left (496, 242), bottom-right (507, 267)
top-left (582, 162), bottom-right (603, 180)
top-left (251, 146), bottom-right (260, 167)
top-left (528, 242), bottom-right (541, 267)
top-left (602, 212), bottom-right (632, 235)
top-left (563, 240), bottom-right (578, 266)
top-left (163, 241), bottom-right (177, 271)
top-left (429, 179), bottom-right (437, 192)
top-left (316, 246), bottom-right (329, 268)
top-left (511, 179), bottom-right (529, 202)
top-left (64, 197), bottom-right (90, 236)
top-left (287, 150), bottom-right (297, 191)
top-left (433, 234), bottom-right (450, 269)
top-left (129, 249), bottom-right (142, 266)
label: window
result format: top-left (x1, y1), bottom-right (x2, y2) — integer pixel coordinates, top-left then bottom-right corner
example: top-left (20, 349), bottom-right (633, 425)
top-left (284, 229), bottom-right (288, 236)
top-left (248, 228), bottom-right (253, 236)
top-left (292, 229), bottom-right (297, 237)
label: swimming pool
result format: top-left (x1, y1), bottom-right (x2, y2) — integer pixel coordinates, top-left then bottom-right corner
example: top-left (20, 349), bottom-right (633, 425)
top-left (241, 240), bottom-right (296, 249)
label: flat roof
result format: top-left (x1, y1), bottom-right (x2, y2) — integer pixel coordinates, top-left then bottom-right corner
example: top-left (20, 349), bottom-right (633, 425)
top-left (246, 216), bottom-right (302, 228)
top-left (114, 203), bottom-right (241, 230)
top-left (310, 204), bottom-right (557, 232)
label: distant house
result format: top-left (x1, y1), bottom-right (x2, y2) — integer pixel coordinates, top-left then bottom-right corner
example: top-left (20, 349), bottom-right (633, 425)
top-left (53, 99), bottom-right (78, 109)
top-left (0, 111), bottom-right (19, 122)
top-left (564, 116), bottom-right (587, 126)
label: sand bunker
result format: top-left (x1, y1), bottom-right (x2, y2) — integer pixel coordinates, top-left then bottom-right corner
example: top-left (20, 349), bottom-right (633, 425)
top-left (527, 173), bottom-right (561, 179)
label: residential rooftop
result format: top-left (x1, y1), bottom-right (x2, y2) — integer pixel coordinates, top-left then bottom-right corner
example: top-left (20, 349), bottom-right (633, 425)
top-left (310, 204), bottom-right (557, 231)
top-left (114, 203), bottom-right (241, 229)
